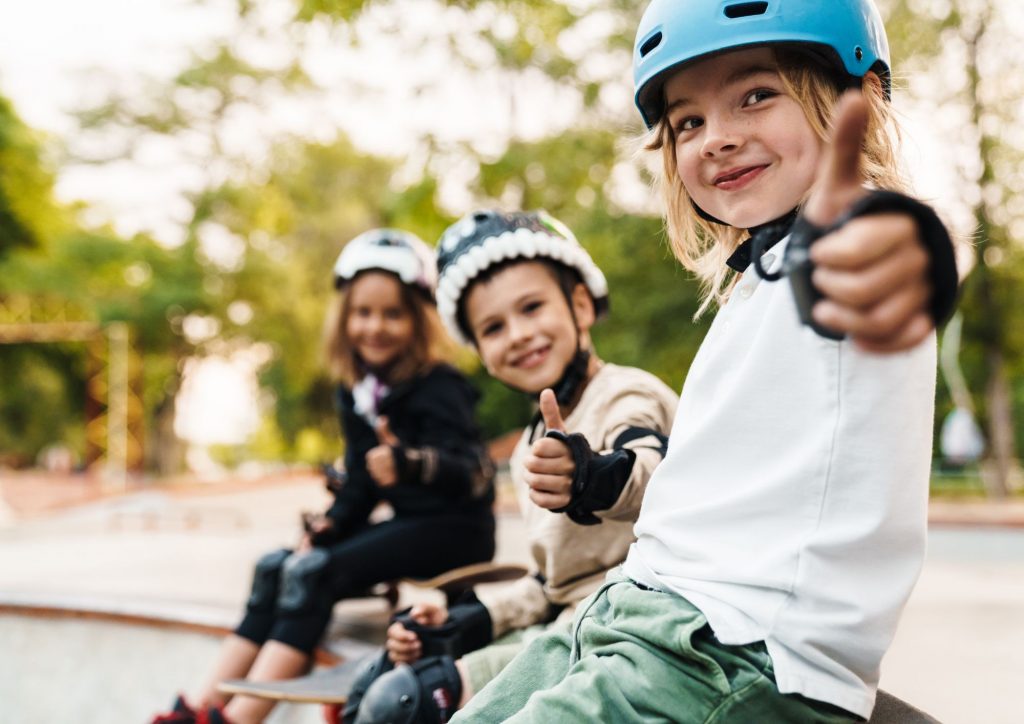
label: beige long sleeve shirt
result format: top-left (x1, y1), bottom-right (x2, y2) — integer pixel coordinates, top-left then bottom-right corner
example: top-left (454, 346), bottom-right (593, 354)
top-left (476, 363), bottom-right (678, 637)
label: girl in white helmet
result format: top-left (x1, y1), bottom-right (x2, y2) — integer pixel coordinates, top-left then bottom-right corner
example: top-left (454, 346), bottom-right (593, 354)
top-left (153, 229), bottom-right (496, 724)
top-left (453, 0), bottom-right (958, 721)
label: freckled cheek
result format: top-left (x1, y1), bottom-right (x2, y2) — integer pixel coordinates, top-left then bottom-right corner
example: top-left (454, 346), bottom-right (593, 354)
top-left (675, 153), bottom-right (703, 195)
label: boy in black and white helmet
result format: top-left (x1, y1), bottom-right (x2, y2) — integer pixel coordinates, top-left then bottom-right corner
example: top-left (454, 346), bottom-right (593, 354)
top-left (342, 210), bottom-right (678, 723)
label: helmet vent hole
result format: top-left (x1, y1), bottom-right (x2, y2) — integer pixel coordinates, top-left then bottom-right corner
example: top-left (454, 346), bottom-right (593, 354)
top-left (639, 32), bottom-right (662, 58)
top-left (855, 46), bottom-right (864, 61)
top-left (724, 2), bottom-right (769, 19)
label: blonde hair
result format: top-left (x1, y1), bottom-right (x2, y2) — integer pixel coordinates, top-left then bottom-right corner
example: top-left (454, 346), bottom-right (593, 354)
top-left (647, 49), bottom-right (909, 316)
top-left (322, 272), bottom-right (458, 387)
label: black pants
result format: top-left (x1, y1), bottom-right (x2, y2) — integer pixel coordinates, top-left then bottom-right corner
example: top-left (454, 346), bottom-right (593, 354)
top-left (235, 511), bottom-right (495, 654)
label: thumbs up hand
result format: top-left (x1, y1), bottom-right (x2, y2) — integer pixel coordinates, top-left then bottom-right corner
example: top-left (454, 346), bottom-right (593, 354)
top-left (524, 389), bottom-right (576, 510)
top-left (366, 416), bottom-right (400, 487)
top-left (802, 90), bottom-right (932, 353)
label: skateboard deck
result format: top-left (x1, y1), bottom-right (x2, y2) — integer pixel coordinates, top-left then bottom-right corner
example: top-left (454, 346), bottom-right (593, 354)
top-left (218, 653), bottom-right (372, 704)
top-left (402, 561), bottom-right (528, 597)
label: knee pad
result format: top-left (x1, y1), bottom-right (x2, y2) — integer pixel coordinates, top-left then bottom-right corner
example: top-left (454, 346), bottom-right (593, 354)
top-left (277, 547), bottom-right (329, 614)
top-left (342, 651), bottom-right (394, 724)
top-left (354, 656), bottom-right (462, 724)
top-left (246, 548), bottom-right (290, 612)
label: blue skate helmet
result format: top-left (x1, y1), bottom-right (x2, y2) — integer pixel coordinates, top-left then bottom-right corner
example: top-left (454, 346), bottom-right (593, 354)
top-left (633, 0), bottom-right (891, 128)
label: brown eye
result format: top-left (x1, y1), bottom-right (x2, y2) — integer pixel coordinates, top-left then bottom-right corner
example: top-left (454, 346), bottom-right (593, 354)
top-left (743, 89), bottom-right (776, 107)
top-left (673, 116), bottom-right (702, 134)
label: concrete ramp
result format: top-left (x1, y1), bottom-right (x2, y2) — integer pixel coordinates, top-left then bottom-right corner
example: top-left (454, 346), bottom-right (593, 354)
top-left (0, 596), bottom-right (349, 724)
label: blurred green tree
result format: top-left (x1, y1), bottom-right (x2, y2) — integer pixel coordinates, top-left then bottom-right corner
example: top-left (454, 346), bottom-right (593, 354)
top-left (885, 0), bottom-right (1024, 496)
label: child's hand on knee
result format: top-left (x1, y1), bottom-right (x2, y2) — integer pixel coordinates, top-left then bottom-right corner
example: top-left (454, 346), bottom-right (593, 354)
top-left (804, 91), bottom-right (936, 353)
top-left (524, 389), bottom-right (575, 510)
top-left (385, 602), bottom-right (448, 663)
top-left (298, 512), bottom-right (334, 549)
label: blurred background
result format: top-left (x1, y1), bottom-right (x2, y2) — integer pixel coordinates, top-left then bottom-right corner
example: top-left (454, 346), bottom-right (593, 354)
top-left (0, 1), bottom-right (1022, 722)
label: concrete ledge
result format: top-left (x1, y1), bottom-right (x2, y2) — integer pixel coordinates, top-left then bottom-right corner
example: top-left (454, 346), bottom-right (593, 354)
top-left (929, 500), bottom-right (1024, 528)
top-left (0, 591), bottom-right (237, 636)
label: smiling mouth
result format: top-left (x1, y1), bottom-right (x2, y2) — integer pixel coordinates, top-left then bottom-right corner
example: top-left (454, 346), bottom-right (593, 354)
top-left (713, 165), bottom-right (768, 187)
top-left (513, 346), bottom-right (550, 369)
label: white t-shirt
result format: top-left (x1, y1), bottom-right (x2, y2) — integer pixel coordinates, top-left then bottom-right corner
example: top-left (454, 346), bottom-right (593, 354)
top-left (623, 240), bottom-right (936, 719)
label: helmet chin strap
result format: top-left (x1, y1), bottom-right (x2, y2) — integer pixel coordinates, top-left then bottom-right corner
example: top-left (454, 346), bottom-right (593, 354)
top-left (550, 348), bottom-right (592, 407)
top-left (520, 346), bottom-right (591, 439)
top-left (719, 207), bottom-right (801, 273)
top-left (696, 202), bottom-right (799, 235)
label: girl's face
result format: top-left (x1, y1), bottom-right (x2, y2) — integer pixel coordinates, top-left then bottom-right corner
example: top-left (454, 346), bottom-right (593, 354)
top-left (464, 261), bottom-right (593, 394)
top-left (345, 271), bottom-right (416, 371)
top-left (664, 47), bottom-right (823, 228)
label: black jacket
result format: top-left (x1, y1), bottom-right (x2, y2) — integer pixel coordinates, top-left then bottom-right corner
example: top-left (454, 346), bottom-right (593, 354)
top-left (325, 364), bottom-right (495, 535)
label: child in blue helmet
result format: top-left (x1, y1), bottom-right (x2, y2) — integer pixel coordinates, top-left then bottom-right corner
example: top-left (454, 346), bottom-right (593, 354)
top-left (153, 230), bottom-right (496, 724)
top-left (453, 1), bottom-right (958, 721)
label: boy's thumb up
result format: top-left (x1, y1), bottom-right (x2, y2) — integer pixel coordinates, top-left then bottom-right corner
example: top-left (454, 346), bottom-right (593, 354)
top-left (803, 90), bottom-right (870, 227)
top-left (375, 416), bottom-right (400, 446)
top-left (539, 389), bottom-right (567, 433)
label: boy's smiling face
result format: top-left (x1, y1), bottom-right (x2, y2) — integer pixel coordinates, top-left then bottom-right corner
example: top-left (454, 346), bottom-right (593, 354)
top-left (464, 260), bottom-right (594, 394)
top-left (664, 47), bottom-right (823, 228)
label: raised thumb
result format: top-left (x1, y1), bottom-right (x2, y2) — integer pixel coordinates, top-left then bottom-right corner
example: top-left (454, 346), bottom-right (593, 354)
top-left (539, 389), bottom-right (566, 433)
top-left (803, 90), bottom-right (869, 227)
top-left (375, 416), bottom-right (399, 446)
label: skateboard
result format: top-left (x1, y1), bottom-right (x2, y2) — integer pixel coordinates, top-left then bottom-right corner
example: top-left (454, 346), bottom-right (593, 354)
top-left (218, 653), bottom-right (372, 705)
top-left (869, 690), bottom-right (942, 724)
top-left (217, 562), bottom-right (528, 708)
top-left (401, 561), bottom-right (528, 605)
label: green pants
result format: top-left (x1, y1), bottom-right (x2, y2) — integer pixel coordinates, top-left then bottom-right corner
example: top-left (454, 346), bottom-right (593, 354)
top-left (453, 572), bottom-right (859, 723)
top-left (462, 620), bottom-right (571, 696)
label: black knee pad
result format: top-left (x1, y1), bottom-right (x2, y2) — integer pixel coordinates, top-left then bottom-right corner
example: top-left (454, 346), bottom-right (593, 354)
top-left (246, 548), bottom-right (290, 613)
top-left (354, 656), bottom-right (462, 724)
top-left (277, 547), bottom-right (329, 614)
top-left (342, 650), bottom-right (394, 724)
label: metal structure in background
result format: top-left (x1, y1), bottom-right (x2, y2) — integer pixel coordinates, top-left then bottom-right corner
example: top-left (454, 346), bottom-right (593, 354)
top-left (0, 295), bottom-right (143, 488)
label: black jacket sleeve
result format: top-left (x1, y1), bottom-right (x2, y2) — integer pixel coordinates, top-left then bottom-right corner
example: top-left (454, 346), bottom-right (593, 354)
top-left (388, 366), bottom-right (494, 501)
top-left (322, 388), bottom-right (380, 537)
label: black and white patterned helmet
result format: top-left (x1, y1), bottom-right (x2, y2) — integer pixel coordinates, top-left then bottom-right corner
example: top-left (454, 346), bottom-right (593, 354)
top-left (436, 210), bottom-right (609, 344)
top-left (333, 228), bottom-right (437, 297)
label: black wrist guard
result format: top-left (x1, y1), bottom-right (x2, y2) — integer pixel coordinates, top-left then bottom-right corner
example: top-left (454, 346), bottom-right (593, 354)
top-left (393, 599), bottom-right (493, 659)
top-left (755, 190), bottom-right (957, 339)
top-left (546, 430), bottom-right (636, 526)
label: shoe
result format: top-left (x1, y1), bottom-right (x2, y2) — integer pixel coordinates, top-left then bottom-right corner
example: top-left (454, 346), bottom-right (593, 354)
top-left (150, 694), bottom-right (197, 723)
top-left (196, 705), bottom-right (232, 724)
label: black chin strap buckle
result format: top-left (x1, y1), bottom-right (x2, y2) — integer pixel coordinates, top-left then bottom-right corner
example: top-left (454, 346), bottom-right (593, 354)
top-left (550, 349), bottom-right (590, 407)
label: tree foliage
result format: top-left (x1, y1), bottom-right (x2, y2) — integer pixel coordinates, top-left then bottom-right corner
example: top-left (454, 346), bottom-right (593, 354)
top-left (4, 0), bottom-right (1020, 484)
top-left (884, 0), bottom-right (1024, 494)
top-left (0, 97), bottom-right (60, 257)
